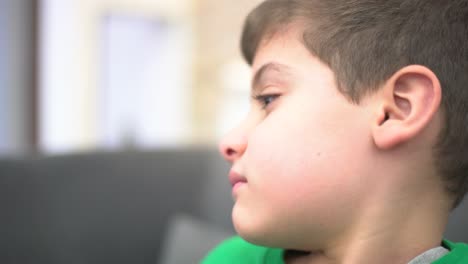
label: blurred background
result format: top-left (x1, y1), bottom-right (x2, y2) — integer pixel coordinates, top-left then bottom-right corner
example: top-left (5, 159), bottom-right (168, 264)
top-left (0, 1), bottom-right (265, 263)
top-left (0, 0), bottom-right (262, 156)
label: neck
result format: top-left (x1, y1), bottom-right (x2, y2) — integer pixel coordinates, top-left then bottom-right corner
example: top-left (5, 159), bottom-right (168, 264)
top-left (285, 183), bottom-right (450, 264)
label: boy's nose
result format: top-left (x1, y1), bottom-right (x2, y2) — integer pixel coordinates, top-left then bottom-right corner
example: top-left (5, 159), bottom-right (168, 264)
top-left (219, 127), bottom-right (248, 163)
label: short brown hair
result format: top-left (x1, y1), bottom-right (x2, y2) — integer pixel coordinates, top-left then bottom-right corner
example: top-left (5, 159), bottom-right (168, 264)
top-left (241, 0), bottom-right (468, 208)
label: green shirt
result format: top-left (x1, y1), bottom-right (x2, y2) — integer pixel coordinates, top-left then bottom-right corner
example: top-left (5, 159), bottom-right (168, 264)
top-left (202, 236), bottom-right (468, 264)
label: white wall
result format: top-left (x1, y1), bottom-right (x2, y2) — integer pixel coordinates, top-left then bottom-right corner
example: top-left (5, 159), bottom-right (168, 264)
top-left (39, 0), bottom-right (194, 153)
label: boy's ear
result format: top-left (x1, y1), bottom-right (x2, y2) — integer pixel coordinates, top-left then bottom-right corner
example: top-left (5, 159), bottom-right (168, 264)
top-left (372, 65), bottom-right (442, 149)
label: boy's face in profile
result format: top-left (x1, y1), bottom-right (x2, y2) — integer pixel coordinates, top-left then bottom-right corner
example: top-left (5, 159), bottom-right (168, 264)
top-left (220, 28), bottom-right (381, 249)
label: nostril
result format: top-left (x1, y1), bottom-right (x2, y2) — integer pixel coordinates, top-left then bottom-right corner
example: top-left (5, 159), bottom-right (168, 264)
top-left (226, 148), bottom-right (236, 157)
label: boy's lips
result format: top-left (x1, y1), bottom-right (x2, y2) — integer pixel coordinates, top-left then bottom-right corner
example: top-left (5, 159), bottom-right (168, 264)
top-left (229, 170), bottom-right (247, 194)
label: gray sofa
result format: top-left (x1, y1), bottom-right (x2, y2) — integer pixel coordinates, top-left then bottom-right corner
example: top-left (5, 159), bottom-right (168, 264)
top-left (0, 148), bottom-right (466, 264)
top-left (0, 149), bottom-right (234, 264)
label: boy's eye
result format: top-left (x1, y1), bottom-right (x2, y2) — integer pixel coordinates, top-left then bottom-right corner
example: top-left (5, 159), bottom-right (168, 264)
top-left (253, 94), bottom-right (280, 109)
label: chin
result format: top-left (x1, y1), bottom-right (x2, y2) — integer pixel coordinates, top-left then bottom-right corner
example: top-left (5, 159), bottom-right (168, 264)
top-left (235, 226), bottom-right (270, 247)
top-left (232, 207), bottom-right (281, 247)
top-left (232, 207), bottom-right (262, 244)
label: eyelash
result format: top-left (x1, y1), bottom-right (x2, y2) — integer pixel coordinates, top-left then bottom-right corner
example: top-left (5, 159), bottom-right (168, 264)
top-left (253, 94), bottom-right (280, 109)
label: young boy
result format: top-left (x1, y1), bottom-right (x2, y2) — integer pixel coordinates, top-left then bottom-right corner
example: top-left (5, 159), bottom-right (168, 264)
top-left (203, 0), bottom-right (468, 263)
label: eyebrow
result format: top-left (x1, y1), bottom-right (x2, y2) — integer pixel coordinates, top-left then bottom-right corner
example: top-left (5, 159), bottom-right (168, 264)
top-left (251, 62), bottom-right (292, 95)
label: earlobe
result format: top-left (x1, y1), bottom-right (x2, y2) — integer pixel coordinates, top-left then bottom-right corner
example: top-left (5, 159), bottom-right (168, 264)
top-left (372, 65), bottom-right (442, 150)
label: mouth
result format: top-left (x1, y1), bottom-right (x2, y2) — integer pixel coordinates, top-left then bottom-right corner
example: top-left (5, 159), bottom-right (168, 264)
top-left (229, 170), bottom-right (247, 187)
top-left (229, 170), bottom-right (248, 197)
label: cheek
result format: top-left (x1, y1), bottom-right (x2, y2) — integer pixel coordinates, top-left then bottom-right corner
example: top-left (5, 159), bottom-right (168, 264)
top-left (247, 105), bottom-right (341, 179)
top-left (245, 102), bottom-right (372, 206)
top-left (234, 101), bottom-right (374, 246)
top-left (245, 116), bottom-right (328, 202)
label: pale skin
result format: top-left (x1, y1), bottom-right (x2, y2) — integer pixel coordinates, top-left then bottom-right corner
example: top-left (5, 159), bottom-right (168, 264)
top-left (219, 27), bottom-right (453, 264)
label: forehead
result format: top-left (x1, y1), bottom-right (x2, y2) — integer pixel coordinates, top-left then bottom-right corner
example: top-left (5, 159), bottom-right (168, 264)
top-left (251, 27), bottom-right (319, 74)
top-left (252, 26), bottom-right (305, 71)
top-left (250, 28), bottom-right (338, 93)
top-left (250, 62), bottom-right (293, 95)
top-left (253, 62), bottom-right (292, 84)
